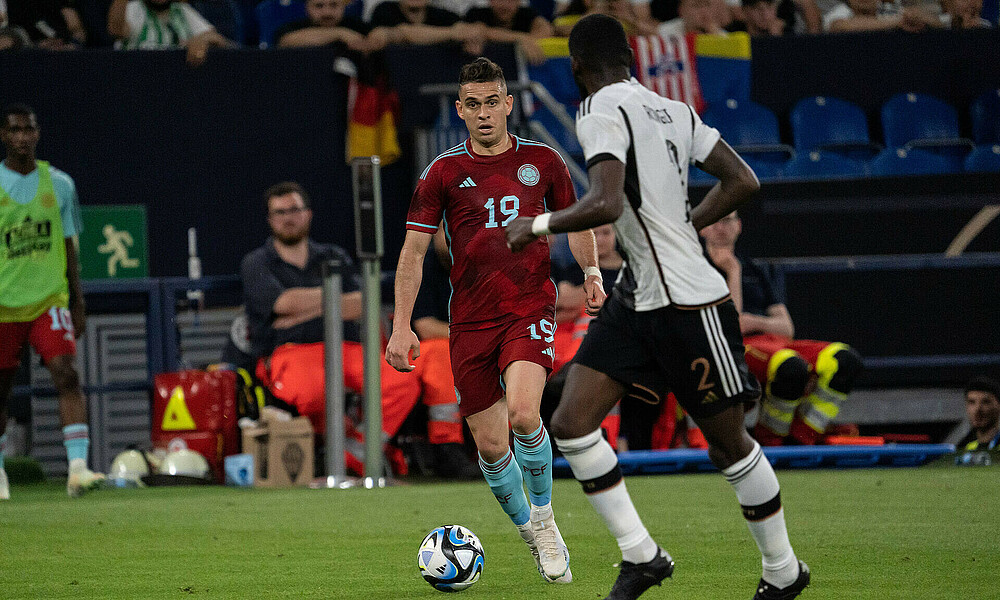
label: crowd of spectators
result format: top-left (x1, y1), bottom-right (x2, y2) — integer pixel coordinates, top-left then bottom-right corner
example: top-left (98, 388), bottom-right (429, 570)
top-left (0, 0), bottom-right (992, 56)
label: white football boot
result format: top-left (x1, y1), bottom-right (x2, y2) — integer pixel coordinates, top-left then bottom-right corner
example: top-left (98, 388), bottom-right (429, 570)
top-left (67, 459), bottom-right (105, 498)
top-left (530, 503), bottom-right (571, 582)
top-left (0, 468), bottom-right (10, 500)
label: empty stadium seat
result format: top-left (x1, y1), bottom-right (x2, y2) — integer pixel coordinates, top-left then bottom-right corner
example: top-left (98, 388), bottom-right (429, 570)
top-left (970, 89), bottom-right (1000, 144)
top-left (881, 93), bottom-right (974, 155)
top-left (782, 151), bottom-right (866, 179)
top-left (964, 144), bottom-right (1000, 173)
top-left (526, 57), bottom-right (583, 158)
top-left (191, 0), bottom-right (244, 44)
top-left (256, 0), bottom-right (306, 48)
top-left (702, 99), bottom-right (794, 166)
top-left (870, 147), bottom-right (960, 176)
top-left (790, 96), bottom-right (880, 158)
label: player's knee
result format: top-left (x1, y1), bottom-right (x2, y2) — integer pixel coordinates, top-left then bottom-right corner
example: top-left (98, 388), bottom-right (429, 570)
top-left (508, 406), bottom-right (540, 436)
top-left (769, 354), bottom-right (810, 401)
top-left (825, 346), bottom-right (863, 394)
top-left (48, 360), bottom-right (81, 393)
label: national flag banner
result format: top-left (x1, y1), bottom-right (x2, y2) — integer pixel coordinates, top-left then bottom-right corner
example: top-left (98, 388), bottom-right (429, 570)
top-left (629, 33), bottom-right (705, 114)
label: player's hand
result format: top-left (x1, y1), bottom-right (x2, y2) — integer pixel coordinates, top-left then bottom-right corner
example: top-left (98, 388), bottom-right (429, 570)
top-left (505, 216), bottom-right (536, 252)
top-left (70, 301), bottom-right (86, 339)
top-left (583, 275), bottom-right (606, 316)
top-left (385, 328), bottom-right (420, 372)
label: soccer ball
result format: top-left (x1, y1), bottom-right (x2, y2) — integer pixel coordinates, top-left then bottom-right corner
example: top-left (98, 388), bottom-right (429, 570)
top-left (417, 525), bottom-right (485, 592)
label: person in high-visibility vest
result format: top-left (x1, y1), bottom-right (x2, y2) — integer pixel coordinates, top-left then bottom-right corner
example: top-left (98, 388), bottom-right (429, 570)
top-left (0, 103), bottom-right (105, 499)
top-left (702, 212), bottom-right (864, 446)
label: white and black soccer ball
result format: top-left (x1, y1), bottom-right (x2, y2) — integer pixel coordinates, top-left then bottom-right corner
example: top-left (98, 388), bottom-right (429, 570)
top-left (417, 525), bottom-right (485, 592)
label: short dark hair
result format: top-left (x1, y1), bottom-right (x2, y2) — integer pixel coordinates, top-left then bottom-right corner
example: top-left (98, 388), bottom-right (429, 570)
top-left (459, 57), bottom-right (506, 92)
top-left (966, 376), bottom-right (1000, 401)
top-left (1, 103), bottom-right (36, 127)
top-left (568, 14), bottom-right (632, 73)
top-left (264, 181), bottom-right (311, 211)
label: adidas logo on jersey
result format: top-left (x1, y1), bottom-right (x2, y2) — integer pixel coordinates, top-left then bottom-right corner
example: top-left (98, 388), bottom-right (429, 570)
top-left (458, 177), bottom-right (476, 188)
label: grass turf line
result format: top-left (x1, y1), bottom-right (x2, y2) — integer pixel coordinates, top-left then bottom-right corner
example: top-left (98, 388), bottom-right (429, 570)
top-left (0, 467), bottom-right (996, 599)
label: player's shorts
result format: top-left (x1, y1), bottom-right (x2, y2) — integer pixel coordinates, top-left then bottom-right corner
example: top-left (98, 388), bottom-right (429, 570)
top-left (572, 295), bottom-right (760, 420)
top-left (450, 315), bottom-right (555, 417)
top-left (743, 333), bottom-right (834, 382)
top-left (0, 306), bottom-right (77, 370)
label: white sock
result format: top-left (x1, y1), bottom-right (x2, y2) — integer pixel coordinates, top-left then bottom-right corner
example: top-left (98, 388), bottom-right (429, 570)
top-left (723, 441), bottom-right (798, 587)
top-left (556, 430), bottom-right (659, 564)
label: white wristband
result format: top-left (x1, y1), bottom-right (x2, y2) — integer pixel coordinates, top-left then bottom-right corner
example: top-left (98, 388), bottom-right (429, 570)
top-left (531, 213), bottom-right (552, 236)
top-left (584, 266), bottom-right (603, 280)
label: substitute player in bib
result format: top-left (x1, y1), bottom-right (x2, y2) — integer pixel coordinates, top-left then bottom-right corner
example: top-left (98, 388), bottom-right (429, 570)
top-left (0, 104), bottom-right (105, 499)
top-left (506, 16), bottom-right (809, 600)
top-left (386, 57), bottom-right (605, 583)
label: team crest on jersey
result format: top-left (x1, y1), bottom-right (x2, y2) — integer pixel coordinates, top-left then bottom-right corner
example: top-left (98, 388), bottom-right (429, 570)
top-left (517, 164), bottom-right (540, 186)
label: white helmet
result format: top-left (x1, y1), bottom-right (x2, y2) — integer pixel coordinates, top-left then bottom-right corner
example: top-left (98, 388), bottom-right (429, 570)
top-left (108, 450), bottom-right (150, 487)
top-left (159, 449), bottom-right (211, 479)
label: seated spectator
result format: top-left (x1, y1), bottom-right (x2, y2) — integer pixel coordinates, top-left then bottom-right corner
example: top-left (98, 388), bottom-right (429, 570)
top-left (960, 376), bottom-right (1000, 451)
top-left (4, 0), bottom-right (87, 49)
top-left (658, 0), bottom-right (727, 35)
top-left (729, 0), bottom-right (794, 34)
top-left (554, 0), bottom-right (658, 36)
top-left (940, 0), bottom-right (992, 27)
top-left (463, 0), bottom-right (553, 63)
top-left (276, 0), bottom-right (369, 50)
top-left (702, 213), bottom-right (864, 446)
top-left (242, 181), bottom-right (470, 476)
top-left (824, 0), bottom-right (939, 32)
top-left (108, 0), bottom-right (235, 65)
top-left (365, 0), bottom-right (479, 52)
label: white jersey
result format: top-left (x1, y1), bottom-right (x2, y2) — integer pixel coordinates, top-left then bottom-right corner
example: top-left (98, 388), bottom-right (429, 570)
top-left (576, 77), bottom-right (730, 311)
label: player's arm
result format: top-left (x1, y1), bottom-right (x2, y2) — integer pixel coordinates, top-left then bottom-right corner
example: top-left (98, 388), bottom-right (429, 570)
top-left (567, 229), bottom-right (605, 315)
top-left (386, 230), bottom-right (434, 372)
top-left (739, 303), bottom-right (794, 338)
top-left (65, 237), bottom-right (85, 338)
top-left (507, 159), bottom-right (625, 251)
top-left (690, 139), bottom-right (760, 231)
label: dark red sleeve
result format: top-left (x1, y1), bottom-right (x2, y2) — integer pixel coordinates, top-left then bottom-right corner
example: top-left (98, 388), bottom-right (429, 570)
top-left (406, 162), bottom-right (445, 234)
top-left (547, 151), bottom-right (577, 211)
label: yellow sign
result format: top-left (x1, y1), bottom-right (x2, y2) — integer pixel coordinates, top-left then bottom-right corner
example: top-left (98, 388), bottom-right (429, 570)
top-left (161, 386), bottom-right (197, 431)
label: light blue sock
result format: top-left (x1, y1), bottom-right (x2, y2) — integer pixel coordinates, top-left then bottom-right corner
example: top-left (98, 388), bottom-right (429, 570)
top-left (0, 433), bottom-right (6, 470)
top-left (513, 422), bottom-right (553, 507)
top-left (479, 449), bottom-right (530, 526)
top-left (63, 424), bottom-right (89, 465)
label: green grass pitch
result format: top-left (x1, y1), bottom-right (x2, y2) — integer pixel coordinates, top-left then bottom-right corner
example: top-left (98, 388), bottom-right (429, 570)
top-left (1, 465), bottom-right (996, 599)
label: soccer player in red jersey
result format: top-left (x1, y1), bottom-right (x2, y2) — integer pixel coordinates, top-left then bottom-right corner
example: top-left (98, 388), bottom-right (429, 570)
top-left (386, 57), bottom-right (605, 583)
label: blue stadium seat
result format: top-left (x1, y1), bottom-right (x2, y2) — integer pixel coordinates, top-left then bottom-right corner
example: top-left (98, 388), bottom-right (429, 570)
top-left (256, 0), bottom-right (306, 48)
top-left (743, 156), bottom-right (784, 181)
top-left (870, 147), bottom-right (960, 177)
top-left (790, 96), bottom-right (880, 159)
top-left (191, 0), bottom-right (244, 44)
top-left (964, 144), bottom-right (1000, 173)
top-left (970, 89), bottom-right (1000, 144)
top-left (526, 58), bottom-right (582, 158)
top-left (702, 99), bottom-right (794, 166)
top-left (881, 93), bottom-right (974, 155)
top-left (782, 151), bottom-right (866, 180)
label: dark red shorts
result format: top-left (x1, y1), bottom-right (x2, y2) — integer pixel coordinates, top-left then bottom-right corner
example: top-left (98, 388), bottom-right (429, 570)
top-left (449, 315), bottom-right (555, 417)
top-left (0, 307), bottom-right (77, 370)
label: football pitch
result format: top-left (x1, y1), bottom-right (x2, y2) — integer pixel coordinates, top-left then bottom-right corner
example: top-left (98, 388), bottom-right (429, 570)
top-left (1, 465), bottom-right (995, 599)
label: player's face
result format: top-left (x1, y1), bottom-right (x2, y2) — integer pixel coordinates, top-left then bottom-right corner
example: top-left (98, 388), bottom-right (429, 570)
top-left (307, 0), bottom-right (347, 26)
top-left (456, 81), bottom-right (513, 151)
top-left (966, 390), bottom-right (1000, 432)
top-left (0, 113), bottom-right (40, 159)
top-left (267, 192), bottom-right (312, 245)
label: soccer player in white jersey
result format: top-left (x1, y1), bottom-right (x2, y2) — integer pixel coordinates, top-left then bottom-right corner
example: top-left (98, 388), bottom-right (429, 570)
top-left (506, 14), bottom-right (810, 600)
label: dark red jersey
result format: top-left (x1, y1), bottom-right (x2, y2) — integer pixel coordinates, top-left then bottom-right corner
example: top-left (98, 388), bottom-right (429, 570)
top-left (406, 135), bottom-right (577, 331)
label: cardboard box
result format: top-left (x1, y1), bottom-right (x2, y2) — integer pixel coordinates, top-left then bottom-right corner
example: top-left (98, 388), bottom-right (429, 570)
top-left (241, 416), bottom-right (314, 487)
